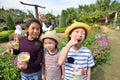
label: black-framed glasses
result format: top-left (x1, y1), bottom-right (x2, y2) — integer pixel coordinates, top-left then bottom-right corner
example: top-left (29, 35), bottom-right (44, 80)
top-left (67, 57), bottom-right (75, 64)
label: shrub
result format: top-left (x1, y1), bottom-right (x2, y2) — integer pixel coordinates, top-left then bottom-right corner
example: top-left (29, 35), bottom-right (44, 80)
top-left (54, 27), bottom-right (66, 33)
top-left (6, 15), bottom-right (15, 30)
top-left (91, 33), bottom-right (110, 65)
top-left (58, 38), bottom-right (68, 49)
top-left (0, 27), bottom-right (2, 32)
top-left (0, 54), bottom-right (20, 80)
top-left (0, 43), bottom-right (20, 80)
top-left (0, 30), bottom-right (14, 43)
top-left (59, 10), bottom-right (67, 28)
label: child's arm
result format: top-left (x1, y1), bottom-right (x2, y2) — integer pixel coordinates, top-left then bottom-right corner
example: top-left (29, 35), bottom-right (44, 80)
top-left (58, 38), bottom-right (78, 65)
top-left (42, 63), bottom-right (46, 80)
top-left (1, 49), bottom-right (13, 56)
top-left (58, 43), bottom-right (71, 65)
top-left (87, 67), bottom-right (91, 80)
top-left (61, 64), bottom-right (65, 80)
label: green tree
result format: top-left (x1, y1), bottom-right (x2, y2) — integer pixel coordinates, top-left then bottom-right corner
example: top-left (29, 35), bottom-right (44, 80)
top-left (60, 10), bottom-right (67, 28)
top-left (27, 10), bottom-right (34, 18)
top-left (45, 13), bottom-right (55, 20)
top-left (6, 15), bottom-right (14, 30)
top-left (66, 7), bottom-right (77, 25)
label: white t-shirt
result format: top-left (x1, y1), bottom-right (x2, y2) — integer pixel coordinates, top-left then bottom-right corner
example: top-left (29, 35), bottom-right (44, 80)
top-left (15, 24), bottom-right (22, 35)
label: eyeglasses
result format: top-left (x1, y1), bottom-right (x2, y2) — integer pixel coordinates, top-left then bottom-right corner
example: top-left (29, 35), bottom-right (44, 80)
top-left (67, 57), bottom-right (75, 64)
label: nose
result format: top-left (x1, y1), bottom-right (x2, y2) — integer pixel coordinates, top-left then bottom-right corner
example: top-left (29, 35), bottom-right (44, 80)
top-left (78, 32), bottom-right (82, 37)
top-left (34, 29), bottom-right (38, 33)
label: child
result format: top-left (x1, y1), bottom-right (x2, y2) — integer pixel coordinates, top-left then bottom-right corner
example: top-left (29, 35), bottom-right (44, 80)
top-left (40, 30), bottom-right (64, 80)
top-left (58, 21), bottom-right (95, 80)
top-left (14, 21), bottom-right (23, 43)
top-left (4, 19), bottom-right (44, 80)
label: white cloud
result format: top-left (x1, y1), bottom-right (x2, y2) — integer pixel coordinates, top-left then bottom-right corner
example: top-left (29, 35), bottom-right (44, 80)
top-left (0, 0), bottom-right (96, 16)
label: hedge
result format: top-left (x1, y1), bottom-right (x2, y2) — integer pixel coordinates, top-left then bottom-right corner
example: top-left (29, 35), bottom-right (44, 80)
top-left (0, 30), bottom-right (14, 43)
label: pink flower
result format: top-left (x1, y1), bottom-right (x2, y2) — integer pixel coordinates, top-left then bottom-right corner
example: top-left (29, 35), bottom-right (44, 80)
top-left (11, 58), bottom-right (18, 66)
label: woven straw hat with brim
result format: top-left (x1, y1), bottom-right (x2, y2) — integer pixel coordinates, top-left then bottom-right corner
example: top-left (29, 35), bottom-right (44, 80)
top-left (65, 21), bottom-right (91, 40)
top-left (40, 30), bottom-right (59, 43)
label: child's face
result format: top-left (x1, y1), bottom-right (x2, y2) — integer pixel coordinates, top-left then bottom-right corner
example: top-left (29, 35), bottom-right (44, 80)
top-left (69, 28), bottom-right (86, 44)
top-left (27, 22), bottom-right (41, 40)
top-left (44, 38), bottom-right (57, 51)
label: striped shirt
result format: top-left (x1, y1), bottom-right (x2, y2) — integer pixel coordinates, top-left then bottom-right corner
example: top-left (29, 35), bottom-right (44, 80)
top-left (44, 50), bottom-right (62, 80)
top-left (64, 46), bottom-right (95, 80)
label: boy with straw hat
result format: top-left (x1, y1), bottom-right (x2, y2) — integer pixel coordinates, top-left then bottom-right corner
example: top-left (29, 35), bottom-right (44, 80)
top-left (58, 21), bottom-right (95, 80)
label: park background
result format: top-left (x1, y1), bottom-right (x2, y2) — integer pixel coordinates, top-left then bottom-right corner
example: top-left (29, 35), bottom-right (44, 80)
top-left (0, 0), bottom-right (120, 80)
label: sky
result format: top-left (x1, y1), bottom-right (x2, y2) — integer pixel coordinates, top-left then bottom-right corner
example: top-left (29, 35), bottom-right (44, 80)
top-left (0, 0), bottom-right (120, 16)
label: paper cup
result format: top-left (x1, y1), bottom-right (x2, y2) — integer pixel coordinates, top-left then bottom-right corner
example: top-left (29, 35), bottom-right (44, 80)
top-left (17, 52), bottom-right (30, 63)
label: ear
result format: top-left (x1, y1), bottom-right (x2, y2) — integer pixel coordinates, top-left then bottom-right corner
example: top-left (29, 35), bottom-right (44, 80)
top-left (69, 34), bottom-right (72, 38)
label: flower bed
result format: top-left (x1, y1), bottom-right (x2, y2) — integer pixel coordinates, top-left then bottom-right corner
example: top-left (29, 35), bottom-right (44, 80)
top-left (91, 33), bottom-right (110, 65)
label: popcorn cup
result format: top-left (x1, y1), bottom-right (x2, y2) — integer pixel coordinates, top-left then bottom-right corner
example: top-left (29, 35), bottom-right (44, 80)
top-left (17, 52), bottom-right (30, 63)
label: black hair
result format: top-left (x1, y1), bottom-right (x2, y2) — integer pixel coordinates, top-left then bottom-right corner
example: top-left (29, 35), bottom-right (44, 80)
top-left (25, 18), bottom-right (43, 41)
top-left (15, 21), bottom-right (22, 26)
top-left (68, 27), bottom-right (87, 41)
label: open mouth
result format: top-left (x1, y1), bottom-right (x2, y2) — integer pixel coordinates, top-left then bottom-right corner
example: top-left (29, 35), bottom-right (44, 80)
top-left (77, 39), bottom-right (82, 43)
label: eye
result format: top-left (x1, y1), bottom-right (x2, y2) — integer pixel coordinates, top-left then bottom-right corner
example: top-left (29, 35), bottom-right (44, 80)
top-left (81, 32), bottom-right (85, 35)
top-left (31, 27), bottom-right (35, 30)
top-left (75, 30), bottom-right (79, 33)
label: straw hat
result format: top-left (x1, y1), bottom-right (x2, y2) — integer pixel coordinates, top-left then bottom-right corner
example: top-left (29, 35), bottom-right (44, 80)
top-left (40, 30), bottom-right (59, 43)
top-left (65, 21), bottom-right (91, 39)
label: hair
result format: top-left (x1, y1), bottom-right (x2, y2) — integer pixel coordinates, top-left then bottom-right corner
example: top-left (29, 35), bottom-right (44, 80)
top-left (68, 27), bottom-right (87, 41)
top-left (25, 18), bottom-right (43, 41)
top-left (15, 21), bottom-right (22, 26)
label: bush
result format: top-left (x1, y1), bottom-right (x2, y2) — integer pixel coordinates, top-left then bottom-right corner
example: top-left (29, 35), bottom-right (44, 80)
top-left (0, 30), bottom-right (14, 43)
top-left (58, 38), bottom-right (68, 49)
top-left (0, 54), bottom-right (20, 80)
top-left (0, 27), bottom-right (2, 32)
top-left (91, 33), bottom-right (110, 65)
top-left (0, 45), bottom-right (20, 80)
top-left (54, 27), bottom-right (66, 33)
top-left (6, 15), bottom-right (15, 30)
top-left (59, 10), bottom-right (67, 28)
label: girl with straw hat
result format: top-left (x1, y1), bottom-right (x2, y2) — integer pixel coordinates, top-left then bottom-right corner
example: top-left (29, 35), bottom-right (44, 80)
top-left (41, 30), bottom-right (64, 80)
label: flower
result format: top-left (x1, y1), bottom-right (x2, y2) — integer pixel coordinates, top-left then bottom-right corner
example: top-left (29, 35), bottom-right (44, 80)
top-left (11, 58), bottom-right (18, 66)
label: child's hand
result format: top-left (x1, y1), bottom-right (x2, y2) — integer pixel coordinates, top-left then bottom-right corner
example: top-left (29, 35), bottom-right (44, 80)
top-left (61, 74), bottom-right (64, 80)
top-left (1, 49), bottom-right (13, 56)
top-left (17, 62), bottom-right (28, 70)
top-left (42, 75), bottom-right (46, 80)
top-left (67, 38), bottom-right (78, 47)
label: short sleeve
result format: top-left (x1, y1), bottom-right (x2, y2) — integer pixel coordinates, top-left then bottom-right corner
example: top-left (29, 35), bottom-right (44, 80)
top-left (87, 52), bottom-right (95, 67)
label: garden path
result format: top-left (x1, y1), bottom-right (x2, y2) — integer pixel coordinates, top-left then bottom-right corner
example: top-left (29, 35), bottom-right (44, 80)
top-left (92, 26), bottom-right (120, 80)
